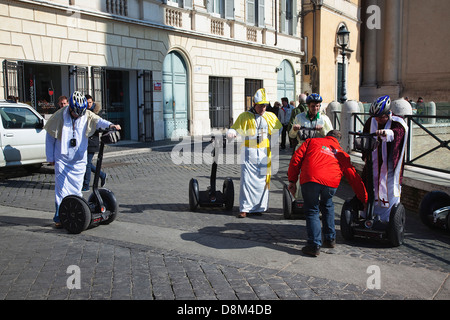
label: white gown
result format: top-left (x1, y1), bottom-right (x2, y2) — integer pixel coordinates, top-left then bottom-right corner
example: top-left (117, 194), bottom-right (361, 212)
top-left (238, 115), bottom-right (269, 213)
top-left (46, 108), bottom-right (112, 220)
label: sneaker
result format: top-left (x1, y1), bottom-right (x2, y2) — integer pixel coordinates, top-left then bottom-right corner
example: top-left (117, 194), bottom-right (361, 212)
top-left (82, 187), bottom-right (90, 192)
top-left (301, 245), bottom-right (320, 257)
top-left (322, 239), bottom-right (336, 248)
top-left (100, 174), bottom-right (107, 187)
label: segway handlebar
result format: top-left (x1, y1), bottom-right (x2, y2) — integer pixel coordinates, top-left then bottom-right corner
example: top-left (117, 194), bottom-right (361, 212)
top-left (349, 131), bottom-right (378, 153)
top-left (297, 126), bottom-right (320, 140)
top-left (100, 127), bottom-right (121, 145)
top-left (348, 131), bottom-right (377, 137)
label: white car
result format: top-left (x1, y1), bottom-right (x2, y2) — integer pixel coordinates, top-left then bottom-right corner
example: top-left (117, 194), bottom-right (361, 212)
top-left (0, 100), bottom-right (47, 168)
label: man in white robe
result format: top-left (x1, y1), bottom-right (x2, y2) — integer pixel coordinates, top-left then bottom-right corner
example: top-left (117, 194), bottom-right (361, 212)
top-left (45, 91), bottom-right (121, 227)
top-left (226, 89), bottom-right (282, 218)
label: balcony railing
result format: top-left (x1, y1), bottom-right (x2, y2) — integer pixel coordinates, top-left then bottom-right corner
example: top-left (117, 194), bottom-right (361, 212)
top-left (106, 0), bottom-right (128, 16)
top-left (246, 27), bottom-right (257, 42)
top-left (211, 19), bottom-right (224, 36)
top-left (165, 8), bottom-right (182, 28)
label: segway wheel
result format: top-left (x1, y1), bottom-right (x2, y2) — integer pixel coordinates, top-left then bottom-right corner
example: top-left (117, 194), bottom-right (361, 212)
top-left (283, 184), bottom-right (293, 219)
top-left (189, 178), bottom-right (199, 211)
top-left (419, 191), bottom-right (450, 229)
top-left (340, 201), bottom-right (355, 240)
top-left (59, 196), bottom-right (91, 234)
top-left (388, 203), bottom-right (406, 247)
top-left (223, 178), bottom-right (234, 211)
top-left (88, 188), bottom-right (118, 225)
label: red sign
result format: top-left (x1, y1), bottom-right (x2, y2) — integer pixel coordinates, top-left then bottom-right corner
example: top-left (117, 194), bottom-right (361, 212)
top-left (154, 82), bottom-right (161, 91)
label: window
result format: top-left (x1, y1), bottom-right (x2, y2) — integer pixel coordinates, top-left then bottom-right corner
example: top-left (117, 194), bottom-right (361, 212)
top-left (167, 0), bottom-right (192, 9)
top-left (245, 79), bottom-right (263, 110)
top-left (209, 77), bottom-right (232, 128)
top-left (0, 107), bottom-right (41, 129)
top-left (213, 0), bottom-right (223, 14)
top-left (247, 0), bottom-right (265, 27)
top-left (280, 0), bottom-right (297, 35)
top-left (207, 0), bottom-right (234, 19)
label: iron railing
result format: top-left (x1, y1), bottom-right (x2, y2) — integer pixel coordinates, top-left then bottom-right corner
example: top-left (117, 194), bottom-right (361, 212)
top-left (331, 110), bottom-right (450, 173)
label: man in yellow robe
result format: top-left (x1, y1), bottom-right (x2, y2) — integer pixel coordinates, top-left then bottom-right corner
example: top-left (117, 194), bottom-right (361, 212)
top-left (227, 89), bottom-right (282, 218)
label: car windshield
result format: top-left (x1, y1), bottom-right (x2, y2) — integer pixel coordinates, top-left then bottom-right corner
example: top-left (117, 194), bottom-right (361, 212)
top-left (0, 107), bottom-right (40, 129)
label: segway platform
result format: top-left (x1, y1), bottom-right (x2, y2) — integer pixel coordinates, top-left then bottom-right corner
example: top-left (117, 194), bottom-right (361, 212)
top-left (340, 132), bottom-right (406, 247)
top-left (59, 129), bottom-right (120, 234)
top-left (340, 200), bottom-right (406, 246)
top-left (419, 191), bottom-right (450, 231)
top-left (282, 183), bottom-right (304, 219)
top-left (189, 177), bottom-right (234, 211)
top-left (188, 135), bottom-right (234, 212)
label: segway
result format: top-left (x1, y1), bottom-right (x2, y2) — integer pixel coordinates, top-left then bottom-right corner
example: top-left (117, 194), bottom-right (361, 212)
top-left (419, 191), bottom-right (450, 231)
top-left (59, 129), bottom-right (121, 234)
top-left (282, 127), bottom-right (319, 219)
top-left (340, 131), bottom-right (406, 247)
top-left (189, 135), bottom-right (234, 211)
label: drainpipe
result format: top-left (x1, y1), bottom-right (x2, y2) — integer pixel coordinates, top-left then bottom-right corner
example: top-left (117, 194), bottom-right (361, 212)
top-left (274, 0), bottom-right (278, 46)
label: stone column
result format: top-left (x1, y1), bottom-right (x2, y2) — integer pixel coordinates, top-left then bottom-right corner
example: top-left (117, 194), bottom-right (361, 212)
top-left (382, 0), bottom-right (401, 85)
top-left (363, 0), bottom-right (378, 86)
top-left (341, 100), bottom-right (361, 152)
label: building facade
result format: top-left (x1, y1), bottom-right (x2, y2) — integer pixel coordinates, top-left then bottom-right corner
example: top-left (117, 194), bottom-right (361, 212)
top-left (301, 0), bottom-right (362, 104)
top-left (0, 0), bottom-right (310, 141)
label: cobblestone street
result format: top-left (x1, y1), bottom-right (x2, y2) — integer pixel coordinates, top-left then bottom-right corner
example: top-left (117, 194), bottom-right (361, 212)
top-left (0, 141), bottom-right (449, 303)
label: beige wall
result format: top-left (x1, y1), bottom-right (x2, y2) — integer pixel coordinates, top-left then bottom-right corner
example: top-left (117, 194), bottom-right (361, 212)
top-left (360, 0), bottom-right (450, 102)
top-left (400, 0), bottom-right (450, 101)
top-left (318, 9), bottom-right (361, 103)
top-left (301, 0), bottom-right (361, 104)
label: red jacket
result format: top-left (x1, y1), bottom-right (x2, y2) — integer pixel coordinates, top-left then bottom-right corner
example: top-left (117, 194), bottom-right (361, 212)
top-left (288, 136), bottom-right (368, 204)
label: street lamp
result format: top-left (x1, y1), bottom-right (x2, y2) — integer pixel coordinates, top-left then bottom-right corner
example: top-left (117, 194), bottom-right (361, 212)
top-left (337, 25), bottom-right (350, 103)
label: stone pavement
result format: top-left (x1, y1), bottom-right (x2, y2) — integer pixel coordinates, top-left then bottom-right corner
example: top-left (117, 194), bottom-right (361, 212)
top-left (0, 138), bottom-right (449, 302)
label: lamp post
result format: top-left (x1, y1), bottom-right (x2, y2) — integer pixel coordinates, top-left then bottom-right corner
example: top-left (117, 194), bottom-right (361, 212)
top-left (337, 25), bottom-right (350, 103)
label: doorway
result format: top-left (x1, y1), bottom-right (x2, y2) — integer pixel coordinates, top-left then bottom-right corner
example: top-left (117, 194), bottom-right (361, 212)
top-left (162, 51), bottom-right (189, 139)
top-left (277, 60), bottom-right (295, 102)
top-left (105, 70), bottom-right (130, 140)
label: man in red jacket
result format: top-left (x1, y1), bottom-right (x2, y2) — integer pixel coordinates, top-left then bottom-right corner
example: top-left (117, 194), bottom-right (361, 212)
top-left (288, 130), bottom-right (368, 256)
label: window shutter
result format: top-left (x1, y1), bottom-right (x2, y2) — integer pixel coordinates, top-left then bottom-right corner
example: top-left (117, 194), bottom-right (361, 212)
top-left (247, 0), bottom-right (255, 24)
top-left (280, 0), bottom-right (286, 33)
top-left (206, 0), bottom-right (213, 13)
top-left (183, 0), bottom-right (192, 9)
top-left (225, 0), bottom-right (234, 19)
top-left (258, 0), bottom-right (265, 27)
top-left (291, 0), bottom-right (297, 35)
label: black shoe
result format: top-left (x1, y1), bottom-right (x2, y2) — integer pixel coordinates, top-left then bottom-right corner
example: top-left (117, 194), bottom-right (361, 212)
top-left (100, 173), bottom-right (107, 187)
top-left (322, 239), bottom-right (336, 248)
top-left (301, 245), bottom-right (320, 257)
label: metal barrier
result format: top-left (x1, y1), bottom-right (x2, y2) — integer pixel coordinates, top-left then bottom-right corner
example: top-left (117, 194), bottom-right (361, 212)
top-left (330, 110), bottom-right (450, 173)
top-left (404, 114), bottom-right (450, 174)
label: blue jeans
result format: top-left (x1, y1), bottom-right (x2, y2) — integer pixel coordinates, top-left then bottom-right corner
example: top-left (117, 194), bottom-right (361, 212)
top-left (53, 202), bottom-right (59, 223)
top-left (83, 152), bottom-right (106, 190)
top-left (301, 182), bottom-right (337, 247)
